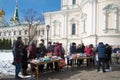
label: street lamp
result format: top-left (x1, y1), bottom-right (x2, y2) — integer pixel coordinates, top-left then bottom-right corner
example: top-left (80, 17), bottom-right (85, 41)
top-left (46, 25), bottom-right (50, 46)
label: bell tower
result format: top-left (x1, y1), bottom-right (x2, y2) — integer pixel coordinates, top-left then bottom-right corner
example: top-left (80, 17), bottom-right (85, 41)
top-left (13, 0), bottom-right (19, 22)
top-left (10, 0), bottom-right (20, 25)
top-left (61, 0), bottom-right (80, 10)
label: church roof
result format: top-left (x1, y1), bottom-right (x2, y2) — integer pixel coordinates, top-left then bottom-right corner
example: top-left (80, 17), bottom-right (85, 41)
top-left (13, 0), bottom-right (19, 22)
top-left (0, 9), bottom-right (5, 17)
top-left (0, 20), bottom-right (9, 27)
top-left (10, 0), bottom-right (19, 22)
top-left (0, 9), bottom-right (9, 27)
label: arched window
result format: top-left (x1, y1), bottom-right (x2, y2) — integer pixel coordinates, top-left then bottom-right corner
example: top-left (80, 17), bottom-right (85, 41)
top-left (19, 31), bottom-right (21, 35)
top-left (41, 30), bottom-right (44, 35)
top-left (52, 20), bottom-right (61, 36)
top-left (14, 31), bottom-right (16, 35)
top-left (24, 30), bottom-right (27, 35)
top-left (4, 32), bottom-right (6, 36)
top-left (72, 23), bottom-right (76, 35)
top-left (103, 4), bottom-right (119, 33)
top-left (72, 0), bottom-right (76, 5)
top-left (81, 13), bottom-right (87, 33)
top-left (9, 31), bottom-right (11, 36)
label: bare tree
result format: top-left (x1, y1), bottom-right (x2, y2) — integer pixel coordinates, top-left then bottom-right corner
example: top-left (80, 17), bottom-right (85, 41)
top-left (22, 8), bottom-right (44, 44)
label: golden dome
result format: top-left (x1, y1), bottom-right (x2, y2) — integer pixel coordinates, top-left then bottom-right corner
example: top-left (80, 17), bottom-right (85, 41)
top-left (0, 9), bottom-right (5, 16)
top-left (10, 17), bottom-right (14, 21)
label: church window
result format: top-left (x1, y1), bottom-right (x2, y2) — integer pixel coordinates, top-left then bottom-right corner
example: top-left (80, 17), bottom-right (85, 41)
top-left (25, 30), bottom-right (27, 35)
top-left (81, 13), bottom-right (87, 33)
top-left (9, 31), bottom-right (11, 36)
top-left (72, 23), bottom-right (76, 35)
top-left (107, 11), bottom-right (116, 29)
top-left (19, 31), bottom-right (21, 35)
top-left (41, 30), bottom-right (44, 35)
top-left (72, 0), bottom-right (76, 5)
top-left (53, 20), bottom-right (60, 36)
top-left (82, 20), bottom-right (86, 33)
top-left (103, 4), bottom-right (119, 32)
top-left (4, 32), bottom-right (6, 36)
top-left (14, 31), bottom-right (16, 35)
top-left (38, 30), bottom-right (40, 36)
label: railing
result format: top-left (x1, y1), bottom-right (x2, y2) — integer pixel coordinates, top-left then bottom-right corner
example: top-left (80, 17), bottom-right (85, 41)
top-left (0, 60), bottom-right (15, 75)
top-left (0, 50), bottom-right (12, 52)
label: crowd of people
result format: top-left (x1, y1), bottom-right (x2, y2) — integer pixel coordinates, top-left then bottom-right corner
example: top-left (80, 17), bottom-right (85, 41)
top-left (12, 37), bottom-right (65, 79)
top-left (12, 36), bottom-right (120, 79)
top-left (68, 42), bottom-right (120, 73)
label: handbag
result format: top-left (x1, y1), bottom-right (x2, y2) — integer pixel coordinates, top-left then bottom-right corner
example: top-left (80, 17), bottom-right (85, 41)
top-left (58, 59), bottom-right (66, 68)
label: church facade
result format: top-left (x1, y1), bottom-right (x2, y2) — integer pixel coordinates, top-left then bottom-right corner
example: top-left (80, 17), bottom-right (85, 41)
top-left (44, 0), bottom-right (120, 50)
top-left (0, 0), bottom-right (120, 51)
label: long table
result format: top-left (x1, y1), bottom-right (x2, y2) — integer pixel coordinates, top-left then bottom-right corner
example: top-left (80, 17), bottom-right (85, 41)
top-left (68, 56), bottom-right (92, 69)
top-left (30, 59), bottom-right (60, 80)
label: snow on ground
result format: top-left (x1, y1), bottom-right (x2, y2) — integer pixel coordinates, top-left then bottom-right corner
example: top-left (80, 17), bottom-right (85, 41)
top-left (0, 51), bottom-right (15, 75)
top-left (0, 51), bottom-right (13, 60)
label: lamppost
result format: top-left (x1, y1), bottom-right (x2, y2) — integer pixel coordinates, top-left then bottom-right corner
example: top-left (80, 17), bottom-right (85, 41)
top-left (46, 25), bottom-right (50, 46)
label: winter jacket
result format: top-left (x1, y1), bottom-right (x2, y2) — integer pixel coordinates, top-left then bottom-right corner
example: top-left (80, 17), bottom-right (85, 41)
top-left (47, 45), bottom-right (54, 53)
top-left (54, 45), bottom-right (61, 57)
top-left (76, 46), bottom-right (85, 53)
top-left (96, 43), bottom-right (106, 58)
top-left (84, 47), bottom-right (93, 56)
top-left (29, 44), bottom-right (37, 59)
top-left (12, 40), bottom-right (23, 63)
top-left (37, 45), bottom-right (46, 58)
top-left (70, 45), bottom-right (76, 54)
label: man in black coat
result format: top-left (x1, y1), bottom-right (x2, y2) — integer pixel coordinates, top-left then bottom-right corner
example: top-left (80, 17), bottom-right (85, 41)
top-left (12, 37), bottom-right (23, 78)
top-left (22, 45), bottom-right (29, 76)
top-left (105, 44), bottom-right (112, 69)
top-left (67, 42), bottom-right (76, 66)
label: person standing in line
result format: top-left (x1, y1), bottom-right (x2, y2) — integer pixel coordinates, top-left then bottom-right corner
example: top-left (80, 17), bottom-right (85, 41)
top-left (84, 45), bottom-right (93, 66)
top-left (28, 41), bottom-right (37, 73)
top-left (113, 46), bottom-right (120, 54)
top-left (28, 41), bottom-right (37, 59)
top-left (21, 45), bottom-right (29, 76)
top-left (113, 46), bottom-right (120, 63)
top-left (76, 43), bottom-right (85, 67)
top-left (12, 37), bottom-right (23, 78)
top-left (105, 44), bottom-right (112, 69)
top-left (68, 42), bottom-right (76, 66)
top-left (37, 43), bottom-right (47, 71)
top-left (60, 43), bottom-right (65, 60)
top-left (96, 42), bottom-right (106, 72)
top-left (89, 44), bottom-right (96, 66)
top-left (46, 42), bottom-right (54, 70)
top-left (54, 42), bottom-right (61, 71)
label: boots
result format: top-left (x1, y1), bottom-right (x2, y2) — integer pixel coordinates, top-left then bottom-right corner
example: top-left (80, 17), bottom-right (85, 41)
top-left (22, 69), bottom-right (29, 76)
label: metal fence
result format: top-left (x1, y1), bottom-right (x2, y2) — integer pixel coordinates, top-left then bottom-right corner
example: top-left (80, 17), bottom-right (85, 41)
top-left (0, 60), bottom-right (15, 75)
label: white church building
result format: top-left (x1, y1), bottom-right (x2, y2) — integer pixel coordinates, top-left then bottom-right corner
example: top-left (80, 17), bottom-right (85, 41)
top-left (0, 0), bottom-right (120, 51)
top-left (44, 0), bottom-right (120, 49)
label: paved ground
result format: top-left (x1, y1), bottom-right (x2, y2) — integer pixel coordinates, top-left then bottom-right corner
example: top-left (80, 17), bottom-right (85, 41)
top-left (0, 64), bottom-right (120, 80)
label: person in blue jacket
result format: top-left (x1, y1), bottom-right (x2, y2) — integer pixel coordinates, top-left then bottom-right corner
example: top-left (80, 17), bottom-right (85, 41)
top-left (96, 42), bottom-right (106, 72)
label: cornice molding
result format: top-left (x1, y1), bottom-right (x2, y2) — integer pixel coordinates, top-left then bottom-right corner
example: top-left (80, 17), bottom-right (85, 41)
top-left (82, 34), bottom-right (120, 39)
top-left (98, 0), bottom-right (120, 3)
top-left (98, 35), bottom-right (120, 38)
top-left (44, 8), bottom-right (80, 16)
